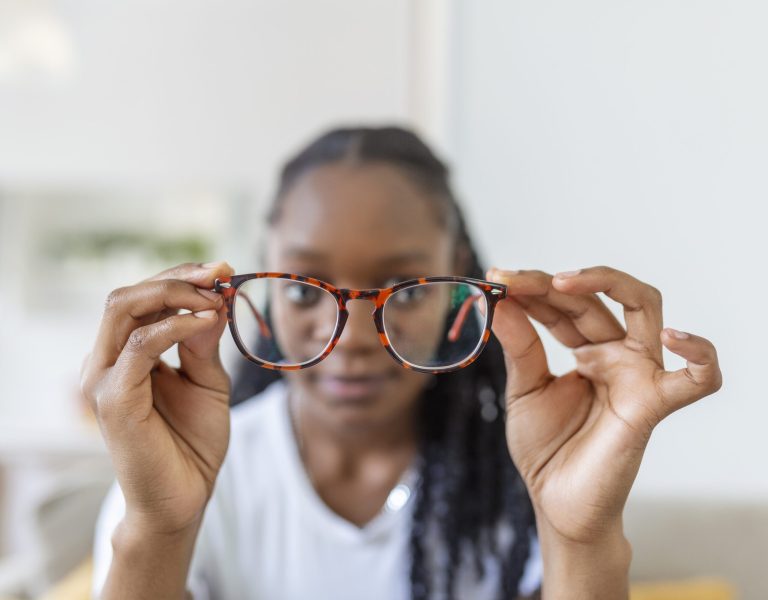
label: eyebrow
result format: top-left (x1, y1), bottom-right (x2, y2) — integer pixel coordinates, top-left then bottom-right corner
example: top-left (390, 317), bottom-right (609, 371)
top-left (282, 247), bottom-right (433, 267)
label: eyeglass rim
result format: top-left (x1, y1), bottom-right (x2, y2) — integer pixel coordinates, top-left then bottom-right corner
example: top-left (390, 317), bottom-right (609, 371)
top-left (213, 272), bottom-right (507, 374)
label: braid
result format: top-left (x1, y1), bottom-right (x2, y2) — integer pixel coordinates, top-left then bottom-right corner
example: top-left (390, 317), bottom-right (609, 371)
top-left (232, 125), bottom-right (538, 599)
top-left (408, 216), bottom-right (536, 599)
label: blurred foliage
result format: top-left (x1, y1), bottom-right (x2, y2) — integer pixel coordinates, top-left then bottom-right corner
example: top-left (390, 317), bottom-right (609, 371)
top-left (41, 231), bottom-right (211, 263)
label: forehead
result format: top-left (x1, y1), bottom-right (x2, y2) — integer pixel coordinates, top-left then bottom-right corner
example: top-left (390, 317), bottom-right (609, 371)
top-left (268, 163), bottom-right (453, 272)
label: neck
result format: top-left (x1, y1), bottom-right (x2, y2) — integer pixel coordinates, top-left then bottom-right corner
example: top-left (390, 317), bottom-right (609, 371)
top-left (287, 386), bottom-right (421, 527)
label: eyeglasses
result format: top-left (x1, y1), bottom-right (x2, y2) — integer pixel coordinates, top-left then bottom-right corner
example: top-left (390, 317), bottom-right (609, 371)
top-left (213, 273), bottom-right (507, 374)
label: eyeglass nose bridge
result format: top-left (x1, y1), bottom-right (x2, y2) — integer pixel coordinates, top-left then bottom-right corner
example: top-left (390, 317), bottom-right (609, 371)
top-left (341, 288), bottom-right (382, 302)
top-left (331, 298), bottom-right (405, 369)
top-left (334, 288), bottom-right (389, 336)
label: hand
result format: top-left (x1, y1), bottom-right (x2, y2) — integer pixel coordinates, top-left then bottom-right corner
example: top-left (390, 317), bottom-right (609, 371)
top-left (487, 266), bottom-right (722, 546)
top-left (80, 261), bottom-right (235, 535)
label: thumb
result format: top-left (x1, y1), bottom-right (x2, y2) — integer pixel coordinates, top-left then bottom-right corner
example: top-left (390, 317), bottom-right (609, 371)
top-left (178, 302), bottom-right (231, 394)
top-left (487, 269), bottom-right (552, 401)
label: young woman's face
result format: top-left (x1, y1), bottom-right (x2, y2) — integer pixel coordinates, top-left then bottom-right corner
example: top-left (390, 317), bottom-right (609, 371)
top-left (266, 162), bottom-right (460, 430)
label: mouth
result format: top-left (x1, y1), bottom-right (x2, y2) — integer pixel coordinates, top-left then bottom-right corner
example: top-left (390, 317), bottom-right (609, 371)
top-left (314, 373), bottom-right (396, 402)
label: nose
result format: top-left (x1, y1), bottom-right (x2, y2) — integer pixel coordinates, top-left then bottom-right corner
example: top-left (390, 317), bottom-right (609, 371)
top-left (334, 298), bottom-right (382, 355)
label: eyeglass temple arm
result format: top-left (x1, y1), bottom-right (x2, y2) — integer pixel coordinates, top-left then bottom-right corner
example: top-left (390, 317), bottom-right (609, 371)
top-left (447, 295), bottom-right (482, 343)
top-left (237, 291), bottom-right (274, 339)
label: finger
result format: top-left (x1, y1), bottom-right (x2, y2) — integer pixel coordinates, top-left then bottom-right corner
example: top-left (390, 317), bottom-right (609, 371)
top-left (657, 328), bottom-right (722, 412)
top-left (490, 268), bottom-right (625, 345)
top-left (112, 309), bottom-right (222, 392)
top-left (552, 266), bottom-right (663, 361)
top-left (512, 296), bottom-right (590, 347)
top-left (486, 271), bottom-right (552, 401)
top-left (93, 279), bottom-right (224, 369)
top-left (93, 261), bottom-right (233, 368)
top-left (143, 261), bottom-right (234, 286)
top-left (178, 302), bottom-right (231, 393)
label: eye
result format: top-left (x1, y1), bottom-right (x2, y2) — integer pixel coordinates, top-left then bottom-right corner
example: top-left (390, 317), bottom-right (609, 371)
top-left (283, 282), bottom-right (323, 307)
top-left (389, 284), bottom-right (429, 306)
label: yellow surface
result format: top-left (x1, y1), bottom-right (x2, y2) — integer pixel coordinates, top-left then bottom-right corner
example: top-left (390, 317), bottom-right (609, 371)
top-left (39, 557), bottom-right (93, 600)
top-left (630, 578), bottom-right (736, 600)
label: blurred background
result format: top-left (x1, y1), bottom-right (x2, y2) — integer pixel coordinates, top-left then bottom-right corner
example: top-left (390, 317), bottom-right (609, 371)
top-left (0, 1), bottom-right (765, 598)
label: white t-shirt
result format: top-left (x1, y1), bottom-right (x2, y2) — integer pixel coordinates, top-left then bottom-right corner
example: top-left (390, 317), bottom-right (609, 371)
top-left (92, 380), bottom-right (542, 599)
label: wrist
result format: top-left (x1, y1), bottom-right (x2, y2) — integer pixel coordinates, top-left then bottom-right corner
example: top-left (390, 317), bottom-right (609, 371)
top-left (113, 512), bottom-right (202, 554)
top-left (103, 515), bottom-right (202, 600)
top-left (536, 515), bottom-right (631, 600)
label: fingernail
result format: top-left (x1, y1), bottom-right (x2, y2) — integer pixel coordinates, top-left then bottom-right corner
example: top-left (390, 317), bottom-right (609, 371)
top-left (555, 269), bottom-right (581, 279)
top-left (666, 328), bottom-right (690, 340)
top-left (193, 309), bottom-right (218, 319)
top-left (197, 288), bottom-right (221, 302)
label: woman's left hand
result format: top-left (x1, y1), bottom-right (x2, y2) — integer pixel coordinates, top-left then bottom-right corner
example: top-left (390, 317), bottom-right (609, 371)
top-left (487, 266), bottom-right (722, 549)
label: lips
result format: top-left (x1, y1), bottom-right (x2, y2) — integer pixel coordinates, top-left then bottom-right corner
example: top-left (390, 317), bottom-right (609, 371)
top-left (315, 373), bottom-right (394, 401)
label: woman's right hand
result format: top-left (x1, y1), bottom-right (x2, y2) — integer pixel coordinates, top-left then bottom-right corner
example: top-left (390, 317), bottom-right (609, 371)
top-left (81, 261), bottom-right (235, 536)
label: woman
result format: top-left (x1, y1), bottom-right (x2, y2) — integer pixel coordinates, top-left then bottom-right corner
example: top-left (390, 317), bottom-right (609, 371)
top-left (86, 126), bottom-right (722, 599)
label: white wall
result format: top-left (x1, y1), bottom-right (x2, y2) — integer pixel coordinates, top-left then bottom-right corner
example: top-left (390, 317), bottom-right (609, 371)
top-left (0, 0), bottom-right (415, 187)
top-left (448, 0), bottom-right (768, 499)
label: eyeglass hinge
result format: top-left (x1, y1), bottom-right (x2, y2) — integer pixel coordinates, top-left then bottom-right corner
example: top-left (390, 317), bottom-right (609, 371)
top-left (214, 279), bottom-right (232, 290)
top-left (490, 288), bottom-right (504, 295)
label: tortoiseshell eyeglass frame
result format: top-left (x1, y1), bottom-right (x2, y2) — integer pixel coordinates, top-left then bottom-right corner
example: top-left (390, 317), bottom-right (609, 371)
top-left (213, 273), bottom-right (508, 374)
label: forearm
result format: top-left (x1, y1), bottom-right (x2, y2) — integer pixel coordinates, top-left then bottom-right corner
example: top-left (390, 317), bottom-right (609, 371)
top-left (100, 515), bottom-right (201, 600)
top-left (536, 515), bottom-right (631, 600)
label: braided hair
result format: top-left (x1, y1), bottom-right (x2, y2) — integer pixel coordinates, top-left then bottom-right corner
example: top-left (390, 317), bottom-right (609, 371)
top-left (231, 126), bottom-right (537, 599)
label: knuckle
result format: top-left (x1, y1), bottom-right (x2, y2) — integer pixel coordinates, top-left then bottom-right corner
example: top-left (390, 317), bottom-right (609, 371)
top-left (712, 370), bottom-right (724, 392)
top-left (529, 270), bottom-right (551, 283)
top-left (152, 316), bottom-right (177, 344)
top-left (89, 375), bottom-right (117, 419)
top-left (126, 326), bottom-right (151, 352)
top-left (79, 371), bottom-right (96, 406)
top-left (168, 263), bottom-right (199, 279)
top-left (561, 304), bottom-right (590, 320)
top-left (79, 363), bottom-right (94, 392)
top-left (645, 285), bottom-right (663, 305)
top-left (104, 287), bottom-right (127, 311)
top-left (623, 334), bottom-right (655, 356)
top-left (705, 367), bottom-right (723, 392)
top-left (157, 278), bottom-right (180, 296)
top-left (160, 278), bottom-right (192, 302)
top-left (522, 270), bottom-right (551, 293)
top-left (542, 315), bottom-right (562, 330)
